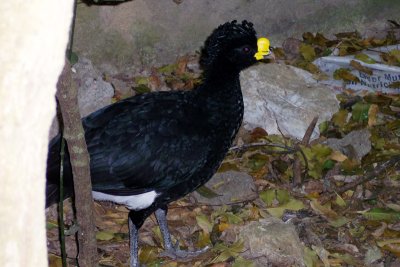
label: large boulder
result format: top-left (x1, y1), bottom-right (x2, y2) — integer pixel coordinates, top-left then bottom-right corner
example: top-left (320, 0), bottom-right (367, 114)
top-left (240, 63), bottom-right (339, 140)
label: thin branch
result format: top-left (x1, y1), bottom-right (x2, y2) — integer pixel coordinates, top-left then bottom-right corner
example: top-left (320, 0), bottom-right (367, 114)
top-left (56, 60), bottom-right (97, 266)
top-left (296, 147), bottom-right (309, 172)
top-left (168, 194), bottom-right (259, 209)
top-left (302, 116), bottom-right (318, 146)
top-left (58, 136), bottom-right (67, 267)
top-left (321, 155), bottom-right (400, 204)
top-left (293, 116), bottom-right (318, 185)
top-left (230, 142), bottom-right (297, 153)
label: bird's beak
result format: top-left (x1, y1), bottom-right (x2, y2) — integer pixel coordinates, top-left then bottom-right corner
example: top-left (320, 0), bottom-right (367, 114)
top-left (255, 37), bottom-right (274, 61)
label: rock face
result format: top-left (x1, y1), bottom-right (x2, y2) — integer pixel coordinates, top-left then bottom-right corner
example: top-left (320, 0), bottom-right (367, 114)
top-left (192, 171), bottom-right (257, 205)
top-left (240, 63), bottom-right (339, 140)
top-left (239, 217), bottom-right (306, 267)
top-left (73, 0), bottom-right (400, 71)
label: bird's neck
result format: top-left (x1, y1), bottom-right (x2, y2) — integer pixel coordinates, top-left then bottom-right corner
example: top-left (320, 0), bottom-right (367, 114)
top-left (194, 70), bottom-right (244, 135)
top-left (193, 70), bottom-right (244, 175)
top-left (196, 71), bottom-right (242, 103)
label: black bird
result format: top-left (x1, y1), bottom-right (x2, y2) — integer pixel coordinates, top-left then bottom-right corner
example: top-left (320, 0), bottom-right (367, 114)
top-left (46, 20), bottom-right (272, 266)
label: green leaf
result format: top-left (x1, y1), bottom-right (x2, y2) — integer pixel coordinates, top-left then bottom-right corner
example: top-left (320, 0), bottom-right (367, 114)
top-left (319, 121), bottom-right (329, 135)
top-left (350, 60), bottom-right (373, 75)
top-left (267, 198), bottom-right (305, 218)
top-left (139, 246), bottom-right (160, 264)
top-left (301, 144), bottom-right (333, 179)
top-left (46, 220), bottom-right (58, 230)
top-left (331, 252), bottom-right (361, 266)
top-left (218, 162), bottom-right (240, 172)
top-left (304, 247), bottom-right (319, 267)
top-left (352, 102), bottom-right (370, 122)
top-left (134, 76), bottom-right (149, 85)
top-left (300, 44), bottom-right (316, 61)
top-left (211, 240), bottom-right (244, 263)
top-left (311, 245), bottom-right (330, 266)
top-left (197, 231), bottom-right (211, 248)
top-left (332, 109), bottom-right (349, 127)
top-left (311, 144), bottom-right (333, 158)
top-left (259, 189), bottom-right (290, 206)
top-left (302, 32), bottom-right (315, 44)
top-left (66, 50), bottom-right (79, 65)
top-left (133, 84), bottom-right (151, 94)
top-left (364, 94), bottom-right (392, 105)
top-left (96, 231), bottom-right (115, 241)
top-left (389, 49), bottom-right (400, 62)
top-left (376, 238), bottom-right (400, 247)
top-left (196, 185), bottom-right (220, 198)
top-left (333, 68), bottom-right (360, 82)
top-left (354, 53), bottom-right (376, 64)
top-left (314, 32), bottom-right (330, 47)
top-left (335, 192), bottom-right (347, 207)
top-left (196, 214), bottom-right (213, 234)
top-left (322, 159), bottom-right (335, 170)
top-left (361, 208), bottom-right (400, 222)
top-left (224, 212), bottom-right (243, 224)
top-left (232, 256), bottom-right (255, 267)
top-left (248, 153), bottom-right (269, 171)
top-left (157, 63), bottom-right (177, 74)
top-left (329, 216), bottom-right (351, 228)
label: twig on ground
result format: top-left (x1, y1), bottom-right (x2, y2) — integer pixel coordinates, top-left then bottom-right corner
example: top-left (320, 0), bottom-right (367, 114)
top-left (169, 194), bottom-right (259, 209)
top-left (293, 116), bottom-right (318, 186)
top-left (320, 155), bottom-right (400, 204)
top-left (302, 116), bottom-right (318, 146)
top-left (230, 142), bottom-right (296, 152)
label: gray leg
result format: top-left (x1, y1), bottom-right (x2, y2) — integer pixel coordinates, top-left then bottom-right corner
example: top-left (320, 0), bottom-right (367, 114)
top-left (129, 216), bottom-right (140, 267)
top-left (155, 207), bottom-right (209, 260)
top-left (155, 208), bottom-right (174, 250)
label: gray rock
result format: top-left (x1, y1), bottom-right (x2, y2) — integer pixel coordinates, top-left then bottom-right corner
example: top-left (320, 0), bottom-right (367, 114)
top-left (325, 129), bottom-right (371, 161)
top-left (74, 57), bottom-right (114, 118)
top-left (48, 57), bottom-right (114, 140)
top-left (239, 217), bottom-right (306, 267)
top-left (240, 63), bottom-right (339, 140)
top-left (192, 171), bottom-right (257, 205)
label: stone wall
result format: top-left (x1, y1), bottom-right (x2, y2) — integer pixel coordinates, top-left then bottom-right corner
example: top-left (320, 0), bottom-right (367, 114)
top-left (74, 0), bottom-right (400, 72)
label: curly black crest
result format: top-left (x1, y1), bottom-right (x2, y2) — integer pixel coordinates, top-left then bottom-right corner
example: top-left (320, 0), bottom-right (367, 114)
top-left (200, 20), bottom-right (257, 69)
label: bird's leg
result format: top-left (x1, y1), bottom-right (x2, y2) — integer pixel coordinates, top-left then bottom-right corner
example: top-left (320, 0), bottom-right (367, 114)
top-left (128, 213), bottom-right (140, 267)
top-left (155, 207), bottom-right (210, 260)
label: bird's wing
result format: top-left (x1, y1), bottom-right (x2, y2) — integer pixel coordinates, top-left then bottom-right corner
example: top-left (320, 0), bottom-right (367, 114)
top-left (83, 92), bottom-right (212, 195)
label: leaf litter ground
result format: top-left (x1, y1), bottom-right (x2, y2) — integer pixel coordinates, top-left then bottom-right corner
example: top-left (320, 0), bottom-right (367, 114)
top-left (47, 21), bottom-right (400, 266)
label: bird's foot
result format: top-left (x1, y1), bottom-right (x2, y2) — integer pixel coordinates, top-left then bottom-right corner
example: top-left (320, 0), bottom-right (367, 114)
top-left (160, 241), bottom-right (210, 261)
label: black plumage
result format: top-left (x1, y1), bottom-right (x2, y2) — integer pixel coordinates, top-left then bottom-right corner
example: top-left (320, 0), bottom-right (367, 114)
top-left (46, 20), bottom-right (267, 266)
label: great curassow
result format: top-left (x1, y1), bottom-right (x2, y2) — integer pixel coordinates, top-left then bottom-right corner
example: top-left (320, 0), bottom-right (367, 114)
top-left (46, 20), bottom-right (272, 266)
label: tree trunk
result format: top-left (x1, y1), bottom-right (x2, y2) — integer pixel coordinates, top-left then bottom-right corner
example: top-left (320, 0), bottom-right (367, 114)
top-left (0, 1), bottom-right (74, 266)
top-left (56, 61), bottom-right (98, 266)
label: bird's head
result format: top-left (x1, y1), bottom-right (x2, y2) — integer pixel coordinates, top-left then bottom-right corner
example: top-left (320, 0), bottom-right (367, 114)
top-left (200, 20), bottom-right (272, 74)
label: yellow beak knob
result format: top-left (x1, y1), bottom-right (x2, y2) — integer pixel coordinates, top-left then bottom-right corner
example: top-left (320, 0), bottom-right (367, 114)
top-left (255, 37), bottom-right (271, 60)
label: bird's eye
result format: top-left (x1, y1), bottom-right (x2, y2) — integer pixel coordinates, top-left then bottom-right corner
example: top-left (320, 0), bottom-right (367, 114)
top-left (242, 46), bottom-right (251, 53)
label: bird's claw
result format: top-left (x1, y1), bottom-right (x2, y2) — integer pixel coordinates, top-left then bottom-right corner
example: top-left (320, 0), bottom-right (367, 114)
top-left (160, 245), bottom-right (210, 261)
